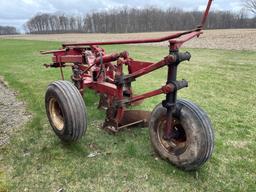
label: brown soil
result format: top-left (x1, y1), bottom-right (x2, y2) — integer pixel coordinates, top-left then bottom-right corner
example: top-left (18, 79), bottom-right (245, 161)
top-left (1, 29), bottom-right (255, 51)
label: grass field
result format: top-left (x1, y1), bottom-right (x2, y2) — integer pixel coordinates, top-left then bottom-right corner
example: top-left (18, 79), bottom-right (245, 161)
top-left (0, 39), bottom-right (255, 191)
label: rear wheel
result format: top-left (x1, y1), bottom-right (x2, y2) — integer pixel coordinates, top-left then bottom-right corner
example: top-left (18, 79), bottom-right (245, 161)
top-left (45, 80), bottom-right (87, 142)
top-left (149, 99), bottom-right (214, 170)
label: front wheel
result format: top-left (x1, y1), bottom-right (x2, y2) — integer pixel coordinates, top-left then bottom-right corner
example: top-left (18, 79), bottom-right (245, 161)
top-left (45, 80), bottom-right (87, 143)
top-left (149, 99), bottom-right (214, 170)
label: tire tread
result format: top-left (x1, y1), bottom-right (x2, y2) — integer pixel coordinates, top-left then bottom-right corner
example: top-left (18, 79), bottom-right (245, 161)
top-left (45, 80), bottom-right (87, 142)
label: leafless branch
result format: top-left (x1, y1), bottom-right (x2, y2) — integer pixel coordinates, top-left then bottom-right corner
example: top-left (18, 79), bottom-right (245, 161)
top-left (244, 0), bottom-right (256, 15)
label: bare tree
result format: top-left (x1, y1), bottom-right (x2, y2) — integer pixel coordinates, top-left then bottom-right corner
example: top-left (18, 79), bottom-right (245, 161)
top-left (244, 0), bottom-right (256, 15)
top-left (25, 8), bottom-right (256, 34)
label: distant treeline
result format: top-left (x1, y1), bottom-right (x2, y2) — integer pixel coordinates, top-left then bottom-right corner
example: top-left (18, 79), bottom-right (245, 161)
top-left (0, 26), bottom-right (19, 35)
top-left (24, 7), bottom-right (256, 34)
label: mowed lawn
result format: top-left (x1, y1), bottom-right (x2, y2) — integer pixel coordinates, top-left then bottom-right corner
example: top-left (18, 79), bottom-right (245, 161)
top-left (0, 39), bottom-right (255, 191)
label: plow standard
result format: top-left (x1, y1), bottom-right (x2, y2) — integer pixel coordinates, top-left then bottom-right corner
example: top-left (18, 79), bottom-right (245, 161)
top-left (42, 0), bottom-right (214, 170)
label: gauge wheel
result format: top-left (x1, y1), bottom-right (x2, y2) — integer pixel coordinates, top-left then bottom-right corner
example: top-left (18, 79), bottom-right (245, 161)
top-left (45, 80), bottom-right (87, 142)
top-left (149, 99), bottom-right (214, 170)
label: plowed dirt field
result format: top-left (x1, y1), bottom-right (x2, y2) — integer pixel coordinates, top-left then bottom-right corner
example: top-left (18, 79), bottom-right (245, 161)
top-left (1, 29), bottom-right (255, 51)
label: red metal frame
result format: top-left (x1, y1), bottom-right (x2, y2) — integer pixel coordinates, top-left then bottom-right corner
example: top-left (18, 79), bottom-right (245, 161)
top-left (42, 0), bottom-right (213, 131)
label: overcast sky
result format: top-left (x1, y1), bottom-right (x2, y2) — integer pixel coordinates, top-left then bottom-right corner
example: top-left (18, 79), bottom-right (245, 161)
top-left (0, 0), bottom-right (244, 31)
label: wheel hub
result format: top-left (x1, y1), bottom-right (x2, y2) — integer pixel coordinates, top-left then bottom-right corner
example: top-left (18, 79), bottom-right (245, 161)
top-left (157, 118), bottom-right (187, 155)
top-left (49, 98), bottom-right (64, 131)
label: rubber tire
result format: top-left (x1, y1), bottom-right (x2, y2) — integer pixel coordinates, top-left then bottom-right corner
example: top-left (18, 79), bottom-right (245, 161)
top-left (149, 99), bottom-right (214, 170)
top-left (45, 80), bottom-right (87, 142)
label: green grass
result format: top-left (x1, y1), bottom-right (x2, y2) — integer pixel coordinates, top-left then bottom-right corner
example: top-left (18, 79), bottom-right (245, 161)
top-left (0, 39), bottom-right (255, 192)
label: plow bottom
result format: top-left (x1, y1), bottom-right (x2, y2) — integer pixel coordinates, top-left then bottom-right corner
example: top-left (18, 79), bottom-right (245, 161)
top-left (103, 110), bottom-right (151, 133)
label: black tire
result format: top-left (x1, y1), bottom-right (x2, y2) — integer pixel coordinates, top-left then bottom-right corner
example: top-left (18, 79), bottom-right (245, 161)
top-left (45, 80), bottom-right (87, 142)
top-left (149, 99), bottom-right (214, 170)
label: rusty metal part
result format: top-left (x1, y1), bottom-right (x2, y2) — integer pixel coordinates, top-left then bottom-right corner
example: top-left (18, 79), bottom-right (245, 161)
top-left (103, 120), bottom-right (119, 133)
top-left (60, 66), bottom-right (64, 80)
top-left (130, 98), bottom-right (144, 106)
top-left (98, 94), bottom-right (110, 109)
top-left (119, 110), bottom-right (151, 127)
top-left (157, 117), bottom-right (187, 155)
top-left (103, 106), bottom-right (119, 133)
top-left (103, 109), bottom-right (151, 133)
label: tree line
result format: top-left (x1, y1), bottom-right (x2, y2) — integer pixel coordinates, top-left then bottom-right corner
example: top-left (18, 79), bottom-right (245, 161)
top-left (24, 7), bottom-right (256, 34)
top-left (24, 14), bottom-right (84, 34)
top-left (0, 26), bottom-right (18, 35)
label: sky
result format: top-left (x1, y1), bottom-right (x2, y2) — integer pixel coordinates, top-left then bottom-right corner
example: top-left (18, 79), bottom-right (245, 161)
top-left (0, 0), bottom-right (244, 31)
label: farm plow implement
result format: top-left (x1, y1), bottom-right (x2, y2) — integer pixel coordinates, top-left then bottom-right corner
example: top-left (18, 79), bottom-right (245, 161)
top-left (42, 0), bottom-right (214, 170)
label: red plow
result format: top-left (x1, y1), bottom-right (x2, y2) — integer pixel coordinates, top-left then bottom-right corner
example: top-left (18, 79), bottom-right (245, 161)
top-left (42, 0), bottom-right (214, 170)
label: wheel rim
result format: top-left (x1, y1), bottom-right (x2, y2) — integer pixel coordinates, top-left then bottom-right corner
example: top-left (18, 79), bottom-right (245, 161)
top-left (157, 117), bottom-right (187, 155)
top-left (49, 98), bottom-right (64, 131)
